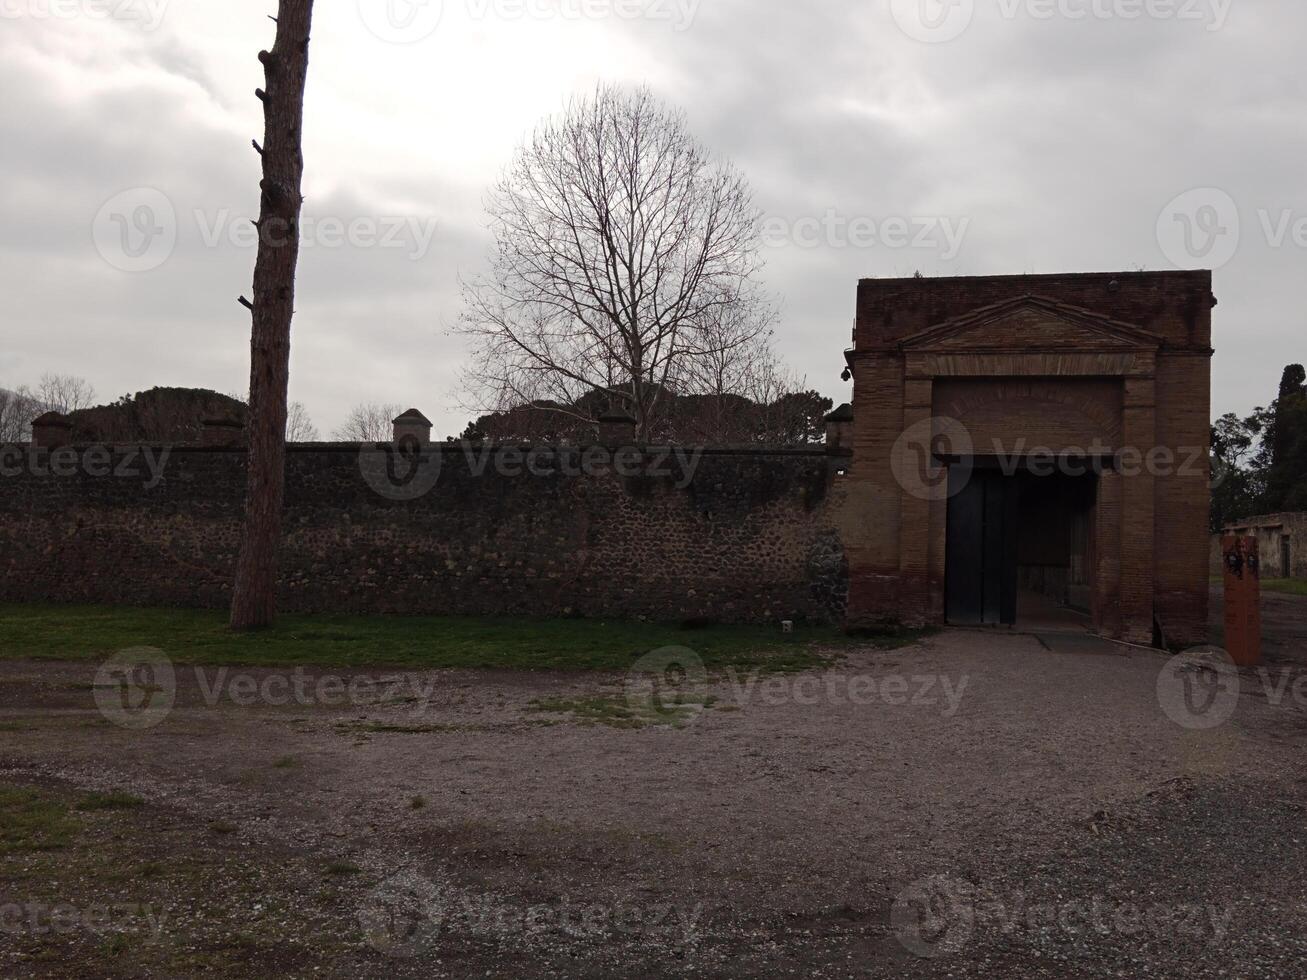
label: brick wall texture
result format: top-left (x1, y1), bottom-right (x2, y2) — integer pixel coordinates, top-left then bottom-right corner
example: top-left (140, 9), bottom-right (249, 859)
top-left (0, 445), bottom-right (850, 623)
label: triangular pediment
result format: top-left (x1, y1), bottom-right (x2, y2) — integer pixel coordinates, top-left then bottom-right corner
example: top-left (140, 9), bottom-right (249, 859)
top-left (898, 295), bottom-right (1163, 352)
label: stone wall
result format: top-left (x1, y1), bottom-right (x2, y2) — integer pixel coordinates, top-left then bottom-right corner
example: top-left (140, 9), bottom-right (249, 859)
top-left (1212, 512), bottom-right (1307, 580)
top-left (0, 443), bottom-right (850, 623)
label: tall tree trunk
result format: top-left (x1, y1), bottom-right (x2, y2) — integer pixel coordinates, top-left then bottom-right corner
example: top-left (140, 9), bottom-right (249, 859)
top-left (230, 0), bottom-right (315, 631)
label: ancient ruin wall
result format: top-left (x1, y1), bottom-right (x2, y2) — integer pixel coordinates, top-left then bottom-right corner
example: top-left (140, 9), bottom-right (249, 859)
top-left (0, 443), bottom-right (850, 623)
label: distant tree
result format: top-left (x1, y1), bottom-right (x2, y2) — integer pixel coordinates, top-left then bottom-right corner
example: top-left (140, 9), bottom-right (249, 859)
top-left (334, 402), bottom-right (405, 442)
top-left (0, 375), bottom-right (97, 441)
top-left (0, 387), bottom-right (40, 442)
top-left (34, 374), bottom-right (96, 415)
top-left (1208, 362), bottom-right (1307, 529)
top-left (1210, 411), bottom-right (1263, 532)
top-left (1262, 364), bottom-right (1307, 511)
top-left (460, 401), bottom-right (596, 443)
top-left (285, 401), bottom-right (318, 442)
top-left (458, 84), bottom-right (774, 440)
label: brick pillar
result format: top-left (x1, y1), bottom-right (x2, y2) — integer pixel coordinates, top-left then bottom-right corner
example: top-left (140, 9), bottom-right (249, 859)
top-left (1093, 468), bottom-right (1123, 638)
top-left (1119, 378), bottom-right (1156, 644)
top-left (843, 355), bottom-right (905, 627)
top-left (896, 379), bottom-right (934, 626)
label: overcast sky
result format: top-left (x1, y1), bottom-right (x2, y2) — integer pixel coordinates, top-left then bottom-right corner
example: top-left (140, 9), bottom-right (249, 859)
top-left (2, 0), bottom-right (1303, 437)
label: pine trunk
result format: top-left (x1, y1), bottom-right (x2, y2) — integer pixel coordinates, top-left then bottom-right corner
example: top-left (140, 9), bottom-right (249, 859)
top-left (230, 0), bottom-right (315, 631)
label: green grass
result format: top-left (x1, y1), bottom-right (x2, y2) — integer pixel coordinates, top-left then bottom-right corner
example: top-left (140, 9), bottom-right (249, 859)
top-left (528, 693), bottom-right (718, 729)
top-left (76, 791), bottom-right (145, 811)
top-left (1261, 578), bottom-right (1307, 597)
top-left (0, 603), bottom-right (928, 673)
top-left (0, 786), bottom-right (80, 853)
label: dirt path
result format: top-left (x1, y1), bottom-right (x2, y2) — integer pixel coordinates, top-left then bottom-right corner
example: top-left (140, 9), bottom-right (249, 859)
top-left (1209, 582), bottom-right (1307, 666)
top-left (3, 629), bottom-right (1307, 977)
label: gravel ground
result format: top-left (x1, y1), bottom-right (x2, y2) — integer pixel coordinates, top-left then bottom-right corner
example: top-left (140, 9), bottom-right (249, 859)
top-left (2, 616), bottom-right (1307, 978)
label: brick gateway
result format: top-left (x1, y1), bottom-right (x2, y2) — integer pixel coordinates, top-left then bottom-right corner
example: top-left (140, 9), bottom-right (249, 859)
top-left (841, 271), bottom-right (1214, 647)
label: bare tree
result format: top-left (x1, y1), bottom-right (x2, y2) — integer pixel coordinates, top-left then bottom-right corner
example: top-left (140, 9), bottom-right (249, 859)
top-left (230, 0), bottom-right (316, 632)
top-left (333, 402), bottom-right (405, 442)
top-left (34, 374), bottom-right (96, 415)
top-left (458, 85), bottom-right (773, 440)
top-left (0, 387), bottom-right (39, 442)
top-left (285, 401), bottom-right (318, 442)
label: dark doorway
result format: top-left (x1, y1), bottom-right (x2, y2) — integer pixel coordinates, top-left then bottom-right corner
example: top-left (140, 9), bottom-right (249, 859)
top-left (1282, 537), bottom-right (1292, 579)
top-left (944, 467), bottom-right (1018, 625)
top-left (945, 463), bottom-right (1098, 627)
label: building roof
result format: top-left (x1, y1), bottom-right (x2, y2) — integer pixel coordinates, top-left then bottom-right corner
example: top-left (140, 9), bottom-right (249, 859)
top-left (393, 408), bottom-right (432, 426)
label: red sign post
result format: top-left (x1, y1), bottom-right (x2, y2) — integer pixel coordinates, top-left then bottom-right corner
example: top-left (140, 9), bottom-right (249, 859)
top-left (1222, 535), bottom-right (1262, 667)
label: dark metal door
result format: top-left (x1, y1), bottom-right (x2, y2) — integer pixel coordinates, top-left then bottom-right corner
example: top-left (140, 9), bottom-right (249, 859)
top-left (945, 467), bottom-right (1018, 625)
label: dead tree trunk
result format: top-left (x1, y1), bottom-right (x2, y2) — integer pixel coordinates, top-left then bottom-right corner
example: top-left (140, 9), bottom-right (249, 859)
top-left (230, 0), bottom-right (315, 631)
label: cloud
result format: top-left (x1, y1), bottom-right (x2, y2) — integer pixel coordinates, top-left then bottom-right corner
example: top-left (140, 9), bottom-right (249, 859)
top-left (2, 0), bottom-right (1304, 435)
